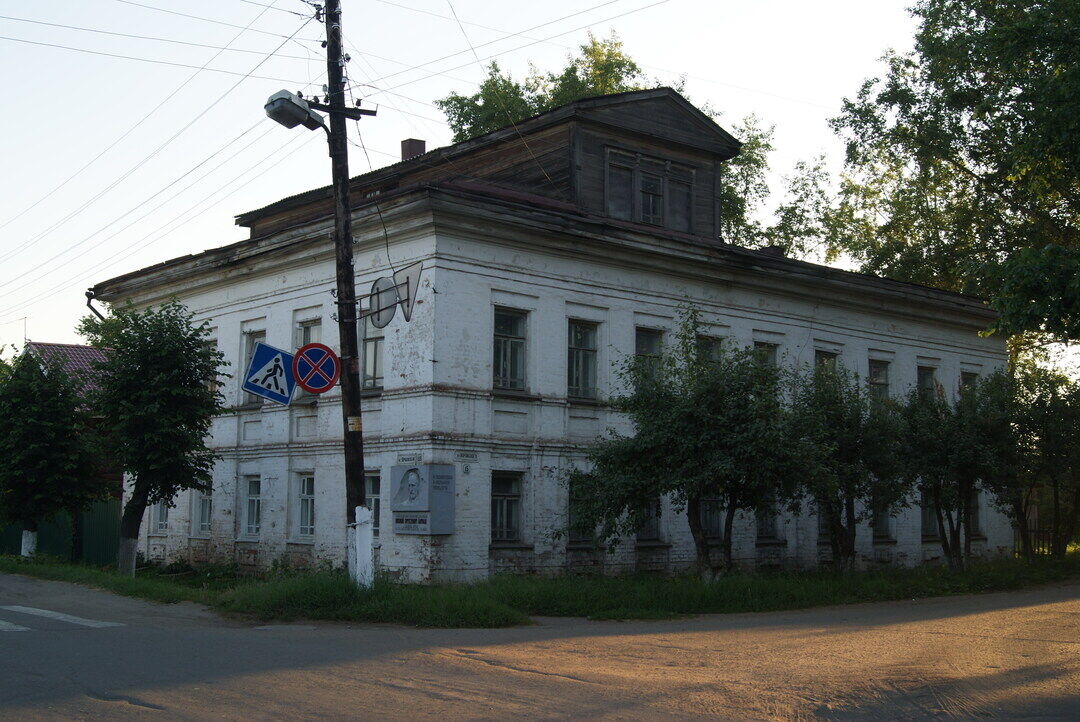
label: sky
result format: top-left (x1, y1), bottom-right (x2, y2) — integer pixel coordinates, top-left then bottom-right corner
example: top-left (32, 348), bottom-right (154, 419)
top-left (0, 0), bottom-right (922, 349)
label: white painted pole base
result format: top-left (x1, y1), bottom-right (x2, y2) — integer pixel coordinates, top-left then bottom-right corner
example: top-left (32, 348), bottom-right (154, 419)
top-left (348, 505), bottom-right (374, 589)
top-left (20, 530), bottom-right (37, 558)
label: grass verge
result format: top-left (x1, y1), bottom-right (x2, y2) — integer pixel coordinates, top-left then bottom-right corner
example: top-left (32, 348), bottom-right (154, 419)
top-left (1, 553), bottom-right (1077, 628)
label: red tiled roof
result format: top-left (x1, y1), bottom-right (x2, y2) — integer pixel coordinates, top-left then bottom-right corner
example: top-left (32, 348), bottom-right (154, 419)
top-left (25, 341), bottom-right (108, 393)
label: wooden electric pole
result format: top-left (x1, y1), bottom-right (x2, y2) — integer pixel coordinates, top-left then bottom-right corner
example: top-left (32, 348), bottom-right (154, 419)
top-left (323, 0), bottom-right (366, 528)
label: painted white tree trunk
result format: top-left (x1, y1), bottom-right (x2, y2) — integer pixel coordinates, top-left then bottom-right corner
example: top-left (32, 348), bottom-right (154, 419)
top-left (20, 530), bottom-right (37, 558)
top-left (349, 505), bottom-right (374, 588)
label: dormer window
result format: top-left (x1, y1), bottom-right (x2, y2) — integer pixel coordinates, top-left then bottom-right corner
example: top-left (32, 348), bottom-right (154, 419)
top-left (606, 149), bottom-right (693, 233)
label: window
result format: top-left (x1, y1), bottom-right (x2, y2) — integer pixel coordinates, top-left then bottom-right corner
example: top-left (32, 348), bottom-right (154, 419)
top-left (869, 359), bottom-right (890, 401)
top-left (696, 335), bottom-right (723, 362)
top-left (204, 337), bottom-right (219, 395)
top-left (491, 472), bottom-right (522, 543)
top-left (493, 308), bottom-right (527, 390)
top-left (567, 320), bottom-right (599, 399)
top-left (636, 498), bottom-right (662, 542)
top-left (243, 475), bottom-right (262, 537)
top-left (871, 495), bottom-right (892, 541)
top-left (960, 371), bottom-right (979, 391)
top-left (921, 490), bottom-right (940, 540)
top-left (635, 327), bottom-right (663, 376)
top-left (243, 330), bottom-right (266, 404)
top-left (967, 489), bottom-right (981, 536)
top-left (817, 503), bottom-right (832, 543)
top-left (365, 474), bottom-right (381, 537)
top-left (756, 502), bottom-right (778, 541)
top-left (192, 488), bottom-right (212, 536)
top-left (362, 317), bottom-right (384, 390)
top-left (567, 496), bottom-right (592, 544)
top-left (917, 366), bottom-right (937, 395)
top-left (605, 150), bottom-right (694, 232)
top-left (297, 474), bottom-right (315, 538)
top-left (151, 501), bottom-right (169, 535)
top-left (295, 320), bottom-right (321, 397)
top-left (815, 350), bottom-right (838, 370)
top-left (640, 173), bottom-right (664, 225)
top-left (700, 498), bottom-right (724, 539)
top-left (754, 341), bottom-right (778, 367)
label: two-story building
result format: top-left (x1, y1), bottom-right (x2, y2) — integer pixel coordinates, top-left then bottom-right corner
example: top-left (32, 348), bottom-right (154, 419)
top-left (91, 88), bottom-right (1013, 581)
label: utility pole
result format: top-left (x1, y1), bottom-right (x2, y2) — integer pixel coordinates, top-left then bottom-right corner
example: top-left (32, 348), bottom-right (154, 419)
top-left (323, 0), bottom-right (366, 532)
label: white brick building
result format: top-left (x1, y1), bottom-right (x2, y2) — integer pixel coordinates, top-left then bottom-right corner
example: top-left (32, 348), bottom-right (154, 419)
top-left (92, 89), bottom-right (1013, 581)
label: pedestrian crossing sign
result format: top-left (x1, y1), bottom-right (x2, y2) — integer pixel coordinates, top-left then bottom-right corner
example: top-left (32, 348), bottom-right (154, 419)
top-left (241, 341), bottom-right (296, 405)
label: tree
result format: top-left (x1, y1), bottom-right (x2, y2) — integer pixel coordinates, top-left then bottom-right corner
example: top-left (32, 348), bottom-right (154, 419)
top-left (1021, 370), bottom-right (1080, 557)
top-left (973, 368), bottom-right (1035, 560)
top-left (79, 301), bottom-right (225, 575)
top-left (436, 32), bottom-right (648, 142)
top-left (0, 351), bottom-right (103, 557)
top-left (789, 362), bottom-right (904, 572)
top-left (899, 384), bottom-right (976, 571)
top-left (829, 0), bottom-right (1080, 342)
top-left (568, 310), bottom-right (798, 576)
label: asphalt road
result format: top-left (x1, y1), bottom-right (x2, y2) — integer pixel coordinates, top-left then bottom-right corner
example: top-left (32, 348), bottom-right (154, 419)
top-left (1, 573), bottom-right (1077, 720)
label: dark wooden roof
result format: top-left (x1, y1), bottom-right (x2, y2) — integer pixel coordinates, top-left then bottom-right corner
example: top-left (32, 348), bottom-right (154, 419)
top-left (233, 87), bottom-right (740, 228)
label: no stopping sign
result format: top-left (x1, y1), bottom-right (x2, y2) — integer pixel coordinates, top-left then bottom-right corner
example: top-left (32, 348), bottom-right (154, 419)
top-left (292, 343), bottom-right (341, 394)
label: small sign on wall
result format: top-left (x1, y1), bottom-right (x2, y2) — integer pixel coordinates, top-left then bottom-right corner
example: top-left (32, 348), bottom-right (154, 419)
top-left (390, 464), bottom-right (455, 535)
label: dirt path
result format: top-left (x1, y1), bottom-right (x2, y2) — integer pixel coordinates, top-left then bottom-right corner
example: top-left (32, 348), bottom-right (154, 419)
top-left (1, 573), bottom-right (1077, 719)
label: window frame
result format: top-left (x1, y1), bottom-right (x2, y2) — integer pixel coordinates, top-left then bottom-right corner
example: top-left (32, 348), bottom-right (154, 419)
top-left (150, 501), bottom-right (169, 536)
top-left (191, 488), bottom-right (212, 538)
top-left (242, 330), bottom-right (267, 405)
top-left (242, 475), bottom-right (262, 538)
top-left (635, 497), bottom-right (662, 543)
top-left (365, 473), bottom-right (381, 537)
top-left (567, 319), bottom-right (600, 400)
top-left (490, 471), bottom-right (523, 544)
top-left (493, 307), bottom-right (528, 391)
top-left (868, 359), bottom-right (890, 401)
top-left (362, 316), bottom-right (385, 391)
top-left (700, 497), bottom-right (725, 540)
top-left (295, 473), bottom-right (315, 539)
top-left (634, 326), bottom-right (664, 376)
top-left (294, 319), bottom-right (322, 398)
top-left (604, 148), bottom-right (696, 233)
top-left (917, 365), bottom-right (937, 396)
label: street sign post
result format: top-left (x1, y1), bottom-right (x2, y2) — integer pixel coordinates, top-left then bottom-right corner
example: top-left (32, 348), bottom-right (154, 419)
top-left (292, 342), bottom-right (341, 394)
top-left (241, 342), bottom-right (296, 405)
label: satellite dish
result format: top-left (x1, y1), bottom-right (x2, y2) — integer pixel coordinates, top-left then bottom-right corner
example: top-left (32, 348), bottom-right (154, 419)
top-left (368, 276), bottom-right (398, 329)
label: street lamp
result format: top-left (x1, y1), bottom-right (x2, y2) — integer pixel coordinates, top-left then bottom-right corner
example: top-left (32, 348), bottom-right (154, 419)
top-left (264, 90), bottom-right (325, 131)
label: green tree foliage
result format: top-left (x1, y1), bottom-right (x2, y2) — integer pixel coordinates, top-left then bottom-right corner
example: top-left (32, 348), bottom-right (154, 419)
top-left (79, 301), bottom-right (226, 575)
top-left (1019, 369), bottom-right (1080, 557)
top-left (0, 352), bottom-right (103, 552)
top-left (568, 310), bottom-right (798, 575)
top-left (788, 363), bottom-right (904, 572)
top-left (435, 33), bottom-right (648, 142)
top-left (829, 0), bottom-right (1080, 342)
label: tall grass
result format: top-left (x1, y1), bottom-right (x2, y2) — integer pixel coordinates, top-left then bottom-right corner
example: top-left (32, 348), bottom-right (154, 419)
top-left (2, 553), bottom-right (1077, 628)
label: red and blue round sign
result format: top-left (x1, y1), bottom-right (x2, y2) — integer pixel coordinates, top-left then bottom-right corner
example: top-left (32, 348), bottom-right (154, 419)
top-left (292, 343), bottom-right (341, 394)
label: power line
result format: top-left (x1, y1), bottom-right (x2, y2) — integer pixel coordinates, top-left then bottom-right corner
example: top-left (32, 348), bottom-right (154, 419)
top-left (112, 0), bottom-right (323, 43)
top-left (0, 132), bottom-right (323, 323)
top-left (366, 1), bottom-right (671, 98)
top-left (0, 14), bottom-right (315, 275)
top-left (0, 1), bottom-right (288, 235)
top-left (0, 14), bottom-right (325, 61)
top-left (361, 0), bottom-right (626, 89)
top-left (445, 0), bottom-right (565, 200)
top-left (0, 35), bottom-right (310, 85)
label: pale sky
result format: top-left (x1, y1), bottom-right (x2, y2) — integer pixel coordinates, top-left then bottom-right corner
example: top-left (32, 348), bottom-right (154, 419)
top-left (0, 0), bottom-right (921, 349)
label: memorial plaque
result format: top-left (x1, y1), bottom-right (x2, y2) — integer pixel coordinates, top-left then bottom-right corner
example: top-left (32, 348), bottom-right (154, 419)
top-left (390, 464), bottom-right (455, 535)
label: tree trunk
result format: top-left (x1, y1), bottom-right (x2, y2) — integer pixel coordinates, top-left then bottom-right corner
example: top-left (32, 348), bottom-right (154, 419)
top-left (839, 495), bottom-right (857, 573)
top-left (1056, 483), bottom-right (1080, 559)
top-left (20, 519), bottom-right (38, 558)
top-left (70, 506), bottom-right (84, 563)
top-left (1012, 498), bottom-right (1034, 562)
top-left (721, 503), bottom-right (738, 573)
top-left (117, 482), bottom-right (149, 576)
top-left (686, 494), bottom-right (714, 580)
top-left (935, 504), bottom-right (963, 572)
top-left (1049, 476), bottom-right (1065, 558)
top-left (962, 486), bottom-right (973, 564)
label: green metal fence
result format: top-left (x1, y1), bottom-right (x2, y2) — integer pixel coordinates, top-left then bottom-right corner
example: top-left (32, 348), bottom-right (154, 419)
top-left (0, 498), bottom-right (121, 566)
